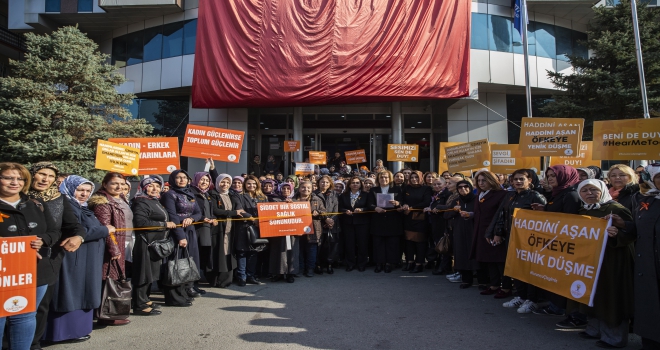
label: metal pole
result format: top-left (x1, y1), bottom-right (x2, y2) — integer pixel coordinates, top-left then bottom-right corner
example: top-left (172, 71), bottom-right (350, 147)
top-left (631, 0), bottom-right (650, 119)
top-left (391, 101), bottom-right (403, 173)
top-left (522, 0), bottom-right (532, 118)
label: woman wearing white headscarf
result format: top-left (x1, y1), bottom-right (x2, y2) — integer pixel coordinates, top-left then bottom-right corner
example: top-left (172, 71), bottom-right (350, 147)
top-left (564, 179), bottom-right (633, 348)
top-left (207, 174), bottom-right (244, 287)
top-left (612, 164), bottom-right (660, 350)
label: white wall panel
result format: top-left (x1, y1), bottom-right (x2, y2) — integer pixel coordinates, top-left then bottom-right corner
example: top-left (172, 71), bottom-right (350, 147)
top-left (125, 64), bottom-right (143, 93)
top-left (535, 13), bottom-right (554, 25)
top-left (471, 2), bottom-right (487, 13)
top-left (467, 97), bottom-right (488, 121)
top-left (160, 56), bottom-right (182, 89)
top-left (184, 0), bottom-right (199, 10)
top-left (8, 0), bottom-right (31, 30)
top-left (489, 51), bottom-right (514, 85)
top-left (184, 8), bottom-right (198, 20)
top-left (470, 49), bottom-right (491, 96)
top-left (141, 60), bottom-right (162, 92)
top-left (208, 109), bottom-right (228, 122)
top-left (468, 121), bottom-right (489, 141)
top-left (513, 54), bottom-right (540, 87)
top-left (557, 60), bottom-right (573, 77)
top-left (448, 121), bottom-right (468, 142)
top-left (164, 12), bottom-right (185, 24)
top-left (536, 57), bottom-right (556, 89)
top-left (487, 4), bottom-right (510, 17)
top-left (486, 93), bottom-right (507, 121)
top-left (448, 107), bottom-right (468, 121)
top-left (487, 120), bottom-right (508, 144)
top-left (181, 54), bottom-right (195, 86)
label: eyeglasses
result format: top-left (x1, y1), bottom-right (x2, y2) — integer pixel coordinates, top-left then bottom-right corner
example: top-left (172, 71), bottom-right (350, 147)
top-left (0, 176), bottom-right (26, 183)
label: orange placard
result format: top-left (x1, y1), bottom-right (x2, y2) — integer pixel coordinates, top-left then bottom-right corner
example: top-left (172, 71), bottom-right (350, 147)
top-left (519, 117), bottom-right (584, 157)
top-left (295, 163), bottom-right (315, 175)
top-left (257, 202), bottom-right (313, 237)
top-left (284, 140), bottom-right (301, 152)
top-left (95, 140), bottom-right (140, 175)
top-left (550, 141), bottom-right (601, 168)
top-left (592, 118), bottom-right (660, 160)
top-left (308, 151), bottom-right (326, 165)
top-left (344, 150), bottom-right (367, 164)
top-left (438, 142), bottom-right (471, 176)
top-left (387, 144), bottom-right (419, 162)
top-left (445, 139), bottom-right (491, 173)
top-left (505, 209), bottom-right (610, 307)
top-left (180, 125), bottom-right (244, 163)
top-left (109, 137), bottom-right (180, 175)
top-left (0, 236), bottom-right (37, 317)
top-left (491, 144), bottom-right (541, 175)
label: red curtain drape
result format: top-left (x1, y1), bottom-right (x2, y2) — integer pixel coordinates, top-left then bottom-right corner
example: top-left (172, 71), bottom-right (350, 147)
top-left (192, 0), bottom-right (471, 108)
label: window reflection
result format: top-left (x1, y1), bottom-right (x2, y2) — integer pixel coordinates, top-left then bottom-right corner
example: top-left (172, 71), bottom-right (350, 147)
top-left (143, 26), bottom-right (163, 62)
top-left (183, 19), bottom-right (197, 55)
top-left (45, 0), bottom-right (60, 12)
top-left (126, 31), bottom-right (143, 65)
top-left (489, 15), bottom-right (512, 52)
top-left (162, 22), bottom-right (184, 59)
top-left (78, 0), bottom-right (93, 12)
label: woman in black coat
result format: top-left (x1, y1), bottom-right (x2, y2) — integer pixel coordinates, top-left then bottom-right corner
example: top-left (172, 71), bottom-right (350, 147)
top-left (339, 176), bottom-right (370, 272)
top-left (315, 175), bottom-right (341, 274)
top-left (232, 175), bottom-right (268, 286)
top-left (367, 170), bottom-right (403, 273)
top-left (401, 171), bottom-right (432, 273)
top-left (131, 177), bottom-right (176, 315)
top-left (268, 182), bottom-right (299, 282)
top-left (207, 173), bottom-right (243, 288)
top-left (0, 163), bottom-right (58, 349)
top-left (444, 180), bottom-right (478, 288)
top-left (45, 175), bottom-right (111, 342)
top-left (613, 164), bottom-right (660, 350)
top-left (426, 177), bottom-right (450, 274)
top-left (486, 169), bottom-right (547, 314)
top-left (160, 170), bottom-right (203, 305)
top-left (191, 171), bottom-right (217, 294)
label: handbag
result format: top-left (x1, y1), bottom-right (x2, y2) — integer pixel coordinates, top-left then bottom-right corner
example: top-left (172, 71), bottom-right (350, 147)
top-left (97, 260), bottom-right (131, 321)
top-left (141, 232), bottom-right (175, 261)
top-left (435, 234), bottom-right (451, 255)
top-left (160, 246), bottom-right (201, 286)
top-left (247, 224), bottom-right (269, 245)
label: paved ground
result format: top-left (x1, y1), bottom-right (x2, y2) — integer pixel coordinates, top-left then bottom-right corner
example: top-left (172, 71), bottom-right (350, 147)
top-left (44, 267), bottom-right (641, 350)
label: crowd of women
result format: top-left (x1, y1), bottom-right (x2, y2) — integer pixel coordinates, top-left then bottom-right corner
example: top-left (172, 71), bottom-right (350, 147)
top-left (0, 157), bottom-right (658, 350)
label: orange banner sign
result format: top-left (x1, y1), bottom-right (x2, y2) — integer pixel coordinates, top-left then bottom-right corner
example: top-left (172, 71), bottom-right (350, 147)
top-left (284, 140), bottom-right (301, 152)
top-left (387, 144), bottom-right (419, 162)
top-left (519, 117), bottom-right (584, 157)
top-left (491, 144), bottom-right (541, 175)
top-left (504, 209), bottom-right (610, 307)
top-left (550, 141), bottom-right (601, 168)
top-left (308, 151), bottom-right (326, 165)
top-left (95, 140), bottom-right (140, 175)
top-left (445, 139), bottom-right (491, 173)
top-left (344, 150), bottom-right (367, 164)
top-left (438, 142), bottom-right (471, 176)
top-left (180, 125), bottom-right (244, 162)
top-left (0, 236), bottom-right (37, 317)
top-left (295, 163), bottom-right (315, 175)
top-left (109, 137), bottom-right (180, 175)
top-left (257, 202), bottom-right (313, 238)
top-left (592, 118), bottom-right (660, 160)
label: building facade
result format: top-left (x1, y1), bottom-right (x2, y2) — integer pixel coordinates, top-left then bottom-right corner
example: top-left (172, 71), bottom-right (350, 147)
top-left (9, 0), bottom-right (639, 175)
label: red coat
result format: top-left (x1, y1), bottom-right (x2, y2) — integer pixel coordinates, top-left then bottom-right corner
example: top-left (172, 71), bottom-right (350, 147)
top-left (88, 190), bottom-right (127, 281)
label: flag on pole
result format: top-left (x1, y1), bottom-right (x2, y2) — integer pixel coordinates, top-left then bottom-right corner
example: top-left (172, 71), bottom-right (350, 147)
top-left (513, 0), bottom-right (527, 36)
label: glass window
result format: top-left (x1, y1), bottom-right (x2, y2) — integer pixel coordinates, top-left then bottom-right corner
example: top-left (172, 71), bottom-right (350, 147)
top-left (533, 22), bottom-right (556, 58)
top-left (126, 31), bottom-right (143, 66)
top-left (512, 21), bottom-right (536, 56)
top-left (78, 0), bottom-right (93, 12)
top-left (45, 0), bottom-right (60, 12)
top-left (488, 15), bottom-right (512, 53)
top-left (572, 30), bottom-right (588, 59)
top-left (162, 22), bottom-right (184, 59)
top-left (183, 19), bottom-right (197, 55)
top-left (143, 26), bottom-right (163, 62)
top-left (555, 26), bottom-right (573, 61)
top-left (471, 13), bottom-right (489, 50)
top-left (404, 114), bottom-right (431, 129)
top-left (112, 35), bottom-right (127, 68)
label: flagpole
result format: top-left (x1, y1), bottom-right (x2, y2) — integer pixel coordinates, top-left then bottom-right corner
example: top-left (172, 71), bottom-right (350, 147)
top-left (522, 0), bottom-right (532, 118)
top-left (631, 0), bottom-right (650, 119)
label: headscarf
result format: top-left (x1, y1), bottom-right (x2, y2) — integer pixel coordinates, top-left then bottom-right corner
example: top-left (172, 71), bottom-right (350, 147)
top-left (135, 176), bottom-right (164, 200)
top-left (524, 169), bottom-right (544, 194)
top-left (334, 180), bottom-right (345, 194)
top-left (577, 179), bottom-right (612, 210)
top-left (192, 172), bottom-right (212, 194)
top-left (643, 164), bottom-right (660, 198)
top-left (27, 161), bottom-right (61, 201)
top-left (168, 169), bottom-right (195, 199)
top-left (548, 165), bottom-right (581, 197)
top-left (215, 173), bottom-right (232, 195)
top-left (456, 180), bottom-right (475, 203)
top-left (261, 179), bottom-right (277, 194)
top-left (408, 170), bottom-right (424, 188)
top-left (59, 175), bottom-right (95, 206)
top-left (286, 174), bottom-right (299, 190)
top-left (277, 182), bottom-right (294, 199)
top-left (577, 167), bottom-right (595, 180)
top-left (587, 166), bottom-right (604, 180)
top-left (230, 175), bottom-right (244, 195)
